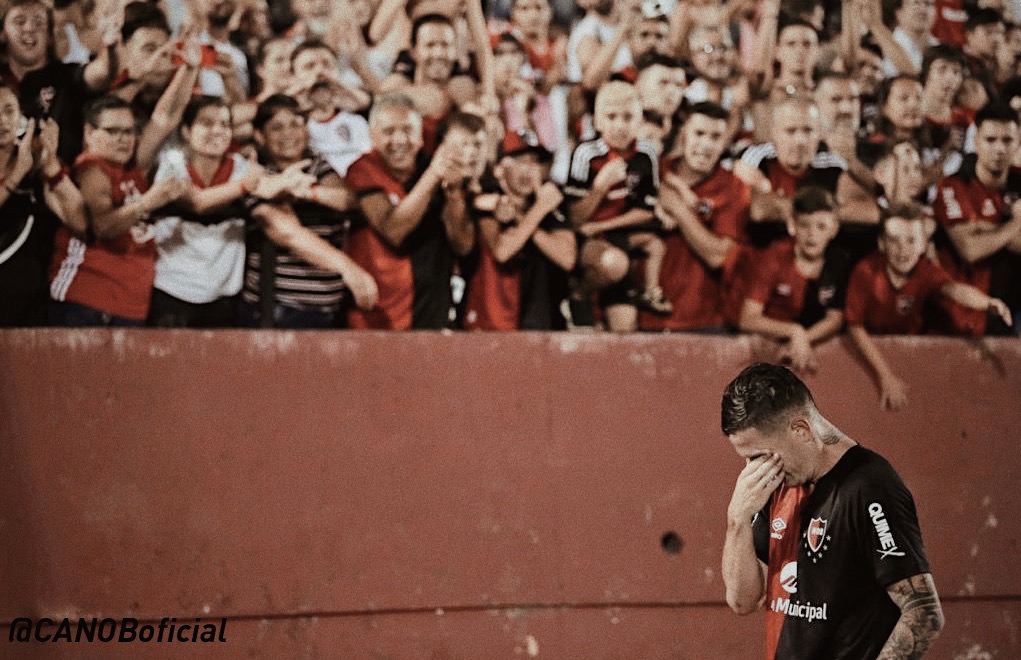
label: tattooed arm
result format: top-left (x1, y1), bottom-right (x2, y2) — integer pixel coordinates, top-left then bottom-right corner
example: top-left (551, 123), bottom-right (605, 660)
top-left (877, 573), bottom-right (945, 659)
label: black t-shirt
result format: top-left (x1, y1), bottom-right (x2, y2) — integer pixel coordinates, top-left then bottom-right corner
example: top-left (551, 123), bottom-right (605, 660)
top-left (753, 445), bottom-right (931, 659)
top-left (0, 174), bottom-right (59, 300)
top-left (3, 61), bottom-right (90, 165)
top-left (799, 246), bottom-right (852, 328)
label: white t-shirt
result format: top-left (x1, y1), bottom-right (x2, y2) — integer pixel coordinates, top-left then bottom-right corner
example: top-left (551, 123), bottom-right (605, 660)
top-left (307, 111), bottom-right (372, 176)
top-left (881, 27), bottom-right (939, 77)
top-left (152, 150), bottom-right (248, 303)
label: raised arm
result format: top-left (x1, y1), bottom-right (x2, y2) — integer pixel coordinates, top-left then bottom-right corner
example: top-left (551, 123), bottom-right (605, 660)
top-left (581, 11), bottom-right (636, 92)
top-left (36, 119), bottom-right (88, 238)
top-left (722, 454), bottom-right (782, 615)
top-left (748, 0), bottom-right (780, 97)
top-left (136, 48), bottom-right (201, 171)
top-left (877, 573), bottom-right (945, 659)
top-left (82, 0), bottom-right (122, 92)
top-left (860, 0), bottom-right (918, 76)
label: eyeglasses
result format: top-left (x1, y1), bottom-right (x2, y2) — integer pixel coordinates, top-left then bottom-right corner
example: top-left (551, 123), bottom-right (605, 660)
top-left (96, 126), bottom-right (137, 138)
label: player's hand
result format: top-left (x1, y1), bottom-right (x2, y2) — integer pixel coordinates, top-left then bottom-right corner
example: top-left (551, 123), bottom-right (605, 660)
top-left (592, 158), bottom-right (628, 193)
top-left (10, 119), bottom-right (36, 185)
top-left (988, 298), bottom-right (1012, 327)
top-left (879, 374), bottom-right (909, 412)
top-left (727, 453), bottom-right (784, 524)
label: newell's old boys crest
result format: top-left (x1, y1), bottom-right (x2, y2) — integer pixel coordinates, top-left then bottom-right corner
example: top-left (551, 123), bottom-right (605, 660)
top-left (807, 517), bottom-right (827, 553)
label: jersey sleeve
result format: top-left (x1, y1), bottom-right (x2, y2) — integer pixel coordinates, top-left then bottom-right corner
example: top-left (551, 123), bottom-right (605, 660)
top-left (852, 461), bottom-right (931, 587)
top-left (345, 155), bottom-right (386, 198)
top-left (917, 258), bottom-right (954, 300)
top-left (563, 142), bottom-right (597, 200)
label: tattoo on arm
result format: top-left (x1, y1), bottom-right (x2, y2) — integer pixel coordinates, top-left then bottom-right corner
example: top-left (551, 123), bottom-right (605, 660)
top-left (877, 573), bottom-right (944, 659)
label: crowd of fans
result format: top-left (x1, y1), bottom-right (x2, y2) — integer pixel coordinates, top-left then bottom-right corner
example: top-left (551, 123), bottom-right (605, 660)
top-left (1, 0), bottom-right (1020, 406)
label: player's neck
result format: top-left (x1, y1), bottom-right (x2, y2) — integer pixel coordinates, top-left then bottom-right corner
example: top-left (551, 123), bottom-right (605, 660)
top-left (810, 431), bottom-right (856, 483)
top-left (189, 152), bottom-right (225, 185)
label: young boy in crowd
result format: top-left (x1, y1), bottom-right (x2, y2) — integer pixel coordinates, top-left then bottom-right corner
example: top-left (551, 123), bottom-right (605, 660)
top-left (565, 80), bottom-right (671, 330)
top-left (846, 203), bottom-right (1012, 411)
top-left (464, 129), bottom-right (576, 331)
top-left (737, 186), bottom-right (850, 373)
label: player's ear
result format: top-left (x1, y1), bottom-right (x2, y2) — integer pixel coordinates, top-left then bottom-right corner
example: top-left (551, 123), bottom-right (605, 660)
top-left (789, 417), bottom-right (812, 442)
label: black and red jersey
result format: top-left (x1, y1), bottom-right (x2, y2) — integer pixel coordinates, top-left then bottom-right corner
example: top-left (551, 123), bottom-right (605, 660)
top-left (739, 144), bottom-right (847, 248)
top-left (463, 189), bottom-right (571, 332)
top-left (345, 150), bottom-right (453, 330)
top-left (1, 60), bottom-right (89, 164)
top-left (564, 138), bottom-right (659, 225)
top-left (753, 445), bottom-right (931, 660)
top-left (639, 160), bottom-right (750, 331)
top-left (741, 239), bottom-right (851, 328)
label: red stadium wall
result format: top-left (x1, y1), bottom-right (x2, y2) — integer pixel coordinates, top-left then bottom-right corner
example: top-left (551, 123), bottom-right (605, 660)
top-left (1, 329), bottom-right (1019, 659)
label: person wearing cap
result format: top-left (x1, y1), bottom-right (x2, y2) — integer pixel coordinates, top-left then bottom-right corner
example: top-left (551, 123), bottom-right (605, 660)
top-left (463, 129), bottom-right (576, 330)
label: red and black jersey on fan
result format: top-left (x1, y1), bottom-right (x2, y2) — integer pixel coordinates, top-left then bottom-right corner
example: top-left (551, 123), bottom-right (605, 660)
top-left (933, 157), bottom-right (1021, 336)
top-left (345, 150), bottom-right (453, 330)
top-left (639, 159), bottom-right (751, 330)
top-left (739, 143), bottom-right (846, 248)
top-left (752, 445), bottom-right (931, 660)
top-left (563, 137), bottom-right (659, 229)
top-left (844, 252), bottom-right (953, 334)
top-left (463, 179), bottom-right (571, 331)
top-left (741, 239), bottom-right (851, 328)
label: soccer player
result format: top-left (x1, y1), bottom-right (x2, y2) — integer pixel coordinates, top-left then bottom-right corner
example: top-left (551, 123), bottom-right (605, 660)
top-left (721, 362), bottom-right (944, 659)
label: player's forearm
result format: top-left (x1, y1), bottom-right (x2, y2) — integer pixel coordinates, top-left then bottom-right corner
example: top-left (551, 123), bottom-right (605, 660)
top-left (950, 218), bottom-right (1021, 263)
top-left (848, 324), bottom-right (898, 383)
top-left (532, 229), bottom-right (577, 272)
top-left (750, 190), bottom-right (791, 223)
top-left (941, 281), bottom-right (995, 313)
top-left (492, 201), bottom-right (552, 263)
top-left (878, 574), bottom-right (944, 659)
top-left (380, 172), bottom-right (442, 246)
top-left (739, 301), bottom-right (802, 341)
top-left (257, 204), bottom-right (357, 277)
top-left (442, 191), bottom-right (475, 257)
top-left (586, 209), bottom-right (654, 233)
top-left (722, 520), bottom-right (765, 615)
top-left (568, 189), bottom-right (609, 227)
top-left (675, 207), bottom-right (734, 270)
top-left (870, 25), bottom-right (919, 76)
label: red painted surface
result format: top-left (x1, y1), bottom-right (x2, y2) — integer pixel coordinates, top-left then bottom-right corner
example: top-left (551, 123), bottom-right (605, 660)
top-left (0, 330), bottom-right (1018, 658)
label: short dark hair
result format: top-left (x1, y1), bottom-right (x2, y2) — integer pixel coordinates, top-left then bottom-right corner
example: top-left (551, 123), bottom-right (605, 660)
top-left (411, 13), bottom-right (455, 48)
top-left (880, 200), bottom-right (925, 228)
top-left (253, 93), bottom-right (302, 131)
top-left (84, 95), bottom-right (133, 127)
top-left (436, 111), bottom-right (486, 145)
top-left (181, 96), bottom-right (230, 129)
top-left (290, 38), bottom-right (334, 65)
top-left (777, 18), bottom-right (819, 41)
top-left (122, 1), bottom-right (170, 42)
top-left (793, 186), bottom-right (835, 215)
top-left (966, 8), bottom-right (1003, 31)
top-left (920, 44), bottom-right (965, 86)
top-left (974, 101), bottom-right (1019, 129)
top-left (687, 101), bottom-right (730, 123)
top-left (879, 74), bottom-right (922, 108)
top-left (721, 363), bottom-right (815, 436)
top-left (635, 51), bottom-right (683, 73)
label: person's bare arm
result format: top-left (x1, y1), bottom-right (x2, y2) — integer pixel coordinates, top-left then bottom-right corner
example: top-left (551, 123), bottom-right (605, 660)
top-left (805, 308), bottom-right (844, 344)
top-left (290, 171), bottom-right (355, 212)
top-left (837, 172), bottom-right (882, 225)
top-left (82, 2), bottom-right (122, 92)
top-left (841, 0), bottom-right (860, 72)
top-left (750, 189), bottom-right (793, 223)
top-left (568, 158), bottom-right (627, 226)
top-left (463, 0), bottom-right (495, 99)
top-left (580, 12), bottom-right (635, 92)
top-left (37, 120), bottom-right (88, 238)
top-left (722, 454), bottom-right (782, 615)
top-left (748, 0), bottom-right (780, 97)
top-left (136, 57), bottom-right (201, 171)
top-left (945, 216), bottom-right (1021, 264)
top-left (876, 573), bottom-right (945, 659)
top-left (532, 227), bottom-right (577, 272)
top-left (356, 163), bottom-right (445, 248)
top-left (860, 0), bottom-right (918, 76)
top-left (941, 281), bottom-right (1013, 327)
top-left (579, 208), bottom-right (654, 236)
top-left (441, 186), bottom-right (475, 257)
top-left (79, 167), bottom-right (188, 240)
top-left (482, 182), bottom-right (564, 263)
top-left (252, 203), bottom-right (378, 310)
top-left (659, 179), bottom-right (736, 269)
top-left (847, 324), bottom-right (909, 411)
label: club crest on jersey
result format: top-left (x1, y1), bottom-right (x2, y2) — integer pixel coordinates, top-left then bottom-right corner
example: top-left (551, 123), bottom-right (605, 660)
top-left (770, 516), bottom-right (787, 540)
top-left (818, 285), bottom-right (836, 305)
top-left (775, 283), bottom-right (792, 297)
top-left (896, 295), bottom-right (914, 315)
top-left (807, 518), bottom-right (827, 552)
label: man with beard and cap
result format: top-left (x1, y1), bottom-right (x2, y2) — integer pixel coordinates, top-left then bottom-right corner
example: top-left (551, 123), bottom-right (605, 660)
top-left (379, 13), bottom-right (480, 154)
top-left (933, 102), bottom-right (1021, 337)
top-left (1, 0), bottom-right (122, 164)
top-left (343, 94), bottom-right (476, 330)
top-left (644, 102), bottom-right (752, 332)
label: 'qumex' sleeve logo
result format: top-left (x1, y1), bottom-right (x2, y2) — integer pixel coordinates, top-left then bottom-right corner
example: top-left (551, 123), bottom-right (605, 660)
top-left (868, 502), bottom-right (906, 559)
